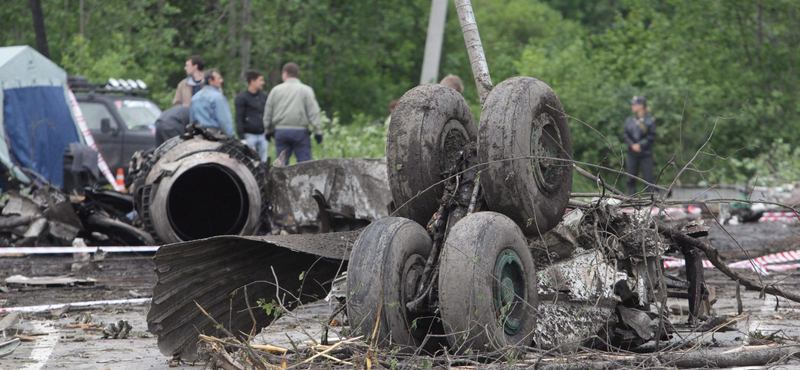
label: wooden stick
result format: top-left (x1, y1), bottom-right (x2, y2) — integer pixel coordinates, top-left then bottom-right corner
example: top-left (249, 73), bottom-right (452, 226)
top-left (250, 343), bottom-right (289, 355)
top-left (299, 336), bottom-right (363, 365)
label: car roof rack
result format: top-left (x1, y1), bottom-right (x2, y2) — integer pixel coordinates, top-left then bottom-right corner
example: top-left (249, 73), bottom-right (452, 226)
top-left (68, 75), bottom-right (150, 96)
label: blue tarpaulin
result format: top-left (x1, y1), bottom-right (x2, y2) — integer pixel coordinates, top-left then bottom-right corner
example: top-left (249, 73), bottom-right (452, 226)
top-left (0, 45), bottom-right (84, 189)
top-left (3, 86), bottom-right (80, 187)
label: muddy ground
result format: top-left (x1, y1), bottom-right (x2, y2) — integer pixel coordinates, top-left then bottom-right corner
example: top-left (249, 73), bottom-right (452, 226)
top-left (2, 221), bottom-right (800, 369)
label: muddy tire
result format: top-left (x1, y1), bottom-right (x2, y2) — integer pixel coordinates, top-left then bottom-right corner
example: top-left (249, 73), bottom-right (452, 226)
top-left (478, 77), bottom-right (573, 235)
top-left (439, 212), bottom-right (538, 353)
top-left (387, 84), bottom-right (477, 226)
top-left (346, 217), bottom-right (442, 352)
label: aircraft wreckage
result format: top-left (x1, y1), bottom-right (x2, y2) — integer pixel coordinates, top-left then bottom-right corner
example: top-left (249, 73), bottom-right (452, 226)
top-left (145, 0), bottom-right (715, 361)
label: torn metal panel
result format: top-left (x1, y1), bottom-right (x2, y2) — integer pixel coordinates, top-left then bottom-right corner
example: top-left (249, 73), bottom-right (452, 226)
top-left (0, 338), bottom-right (21, 358)
top-left (147, 231), bottom-right (357, 360)
top-left (535, 299), bottom-right (617, 351)
top-left (538, 249), bottom-right (627, 302)
top-left (1, 194), bottom-right (42, 218)
top-left (48, 220), bottom-right (80, 242)
top-left (268, 158), bottom-right (391, 226)
top-left (531, 209), bottom-right (583, 259)
top-left (617, 306), bottom-right (659, 341)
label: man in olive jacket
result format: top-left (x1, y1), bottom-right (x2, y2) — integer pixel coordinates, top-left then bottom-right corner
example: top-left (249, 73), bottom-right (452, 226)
top-left (263, 62), bottom-right (322, 164)
top-left (173, 55), bottom-right (205, 107)
top-left (623, 96), bottom-right (657, 195)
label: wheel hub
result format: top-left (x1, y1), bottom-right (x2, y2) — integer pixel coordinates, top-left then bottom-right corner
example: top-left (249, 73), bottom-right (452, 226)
top-left (440, 120), bottom-right (470, 169)
top-left (493, 249), bottom-right (525, 335)
top-left (530, 113), bottom-right (564, 194)
top-left (401, 254), bottom-right (428, 339)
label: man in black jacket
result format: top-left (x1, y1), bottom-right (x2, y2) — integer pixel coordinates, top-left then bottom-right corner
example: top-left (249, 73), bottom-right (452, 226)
top-left (623, 96), bottom-right (656, 194)
top-left (235, 70), bottom-right (269, 162)
top-left (155, 106), bottom-right (190, 146)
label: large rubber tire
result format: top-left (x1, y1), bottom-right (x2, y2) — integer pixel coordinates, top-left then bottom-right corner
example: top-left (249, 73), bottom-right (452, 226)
top-left (387, 85), bottom-right (477, 226)
top-left (346, 217), bottom-right (441, 352)
top-left (439, 212), bottom-right (538, 353)
top-left (478, 77), bottom-right (573, 236)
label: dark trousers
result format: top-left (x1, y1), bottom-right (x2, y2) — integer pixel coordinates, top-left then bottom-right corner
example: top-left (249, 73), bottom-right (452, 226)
top-left (155, 122), bottom-right (184, 146)
top-left (275, 129), bottom-right (312, 165)
top-left (626, 153), bottom-right (654, 195)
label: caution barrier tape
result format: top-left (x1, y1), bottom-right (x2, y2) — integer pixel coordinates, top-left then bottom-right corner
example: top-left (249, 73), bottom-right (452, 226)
top-left (662, 257), bottom-right (713, 269)
top-left (0, 298), bottom-right (152, 313)
top-left (0, 246), bottom-right (159, 255)
top-left (760, 216), bottom-right (798, 223)
top-left (763, 212), bottom-right (799, 217)
top-left (66, 90), bottom-right (125, 192)
top-left (664, 249), bottom-right (800, 275)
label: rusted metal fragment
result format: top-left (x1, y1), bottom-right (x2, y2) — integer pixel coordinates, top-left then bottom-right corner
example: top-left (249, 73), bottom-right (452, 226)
top-left (535, 299), bottom-right (616, 351)
top-left (268, 158), bottom-right (391, 226)
top-left (147, 231), bottom-right (357, 361)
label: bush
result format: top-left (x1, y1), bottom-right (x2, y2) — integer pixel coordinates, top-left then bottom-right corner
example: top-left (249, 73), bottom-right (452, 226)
top-left (268, 112), bottom-right (387, 164)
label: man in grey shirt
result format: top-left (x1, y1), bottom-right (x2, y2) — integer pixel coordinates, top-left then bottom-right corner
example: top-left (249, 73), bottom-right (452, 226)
top-left (263, 62), bottom-right (322, 164)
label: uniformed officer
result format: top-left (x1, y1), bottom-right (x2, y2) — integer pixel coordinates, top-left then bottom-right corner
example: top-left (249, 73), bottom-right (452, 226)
top-left (623, 96), bottom-right (656, 194)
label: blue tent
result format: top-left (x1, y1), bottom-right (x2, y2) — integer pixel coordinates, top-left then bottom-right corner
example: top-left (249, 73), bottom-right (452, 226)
top-left (0, 46), bottom-right (82, 188)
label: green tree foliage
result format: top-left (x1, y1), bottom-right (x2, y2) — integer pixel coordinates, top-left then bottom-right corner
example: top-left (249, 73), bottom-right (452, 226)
top-left (1, 0), bottom-right (798, 186)
top-left (517, 0), bottom-right (800, 186)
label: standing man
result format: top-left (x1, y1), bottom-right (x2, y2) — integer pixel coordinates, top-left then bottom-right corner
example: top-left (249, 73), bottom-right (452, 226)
top-left (623, 96), bottom-right (656, 194)
top-left (190, 69), bottom-right (235, 137)
top-left (173, 55), bottom-right (205, 106)
top-left (235, 70), bottom-right (269, 163)
top-left (263, 62), bottom-right (322, 165)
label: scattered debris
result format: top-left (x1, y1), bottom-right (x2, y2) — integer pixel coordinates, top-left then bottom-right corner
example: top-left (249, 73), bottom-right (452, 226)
top-left (0, 337), bottom-right (21, 358)
top-left (102, 320), bottom-right (132, 339)
top-left (4, 275), bottom-right (96, 287)
top-left (0, 185), bottom-right (154, 246)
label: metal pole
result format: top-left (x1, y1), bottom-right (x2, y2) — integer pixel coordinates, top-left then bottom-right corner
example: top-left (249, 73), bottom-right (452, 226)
top-left (420, 0), bottom-right (449, 85)
top-left (453, 0), bottom-right (492, 105)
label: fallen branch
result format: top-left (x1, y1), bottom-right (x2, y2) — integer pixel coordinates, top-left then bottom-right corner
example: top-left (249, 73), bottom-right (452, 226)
top-left (573, 164), bottom-right (626, 197)
top-left (657, 224), bottom-right (800, 304)
top-left (660, 345), bottom-right (800, 368)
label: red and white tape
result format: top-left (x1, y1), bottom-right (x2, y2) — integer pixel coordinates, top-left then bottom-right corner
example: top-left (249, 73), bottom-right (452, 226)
top-left (67, 90), bottom-right (125, 192)
top-left (0, 298), bottom-right (151, 313)
top-left (760, 216), bottom-right (798, 223)
top-left (763, 212), bottom-right (799, 217)
top-left (0, 246), bottom-right (159, 255)
top-left (665, 249), bottom-right (800, 275)
top-left (662, 257), bottom-right (713, 269)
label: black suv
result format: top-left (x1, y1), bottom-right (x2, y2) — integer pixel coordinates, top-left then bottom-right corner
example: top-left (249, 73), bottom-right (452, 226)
top-left (71, 78), bottom-right (161, 175)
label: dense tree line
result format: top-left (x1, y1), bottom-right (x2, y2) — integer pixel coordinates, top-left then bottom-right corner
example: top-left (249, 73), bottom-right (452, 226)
top-left (1, 0), bottom-right (798, 186)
